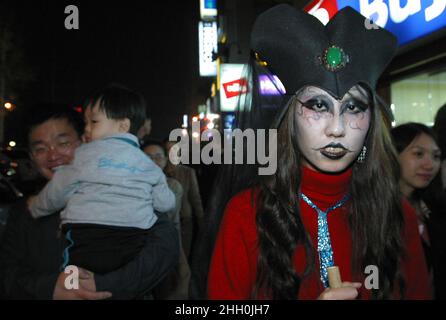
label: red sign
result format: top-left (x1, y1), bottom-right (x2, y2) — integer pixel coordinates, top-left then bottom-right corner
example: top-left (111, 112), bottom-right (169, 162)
top-left (222, 78), bottom-right (248, 99)
top-left (305, 0), bottom-right (340, 24)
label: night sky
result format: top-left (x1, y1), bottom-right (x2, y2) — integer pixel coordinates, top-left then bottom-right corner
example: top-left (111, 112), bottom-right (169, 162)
top-left (3, 0), bottom-right (211, 145)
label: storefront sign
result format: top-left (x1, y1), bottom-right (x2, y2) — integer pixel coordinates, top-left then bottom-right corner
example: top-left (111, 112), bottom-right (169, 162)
top-left (200, 0), bottom-right (217, 21)
top-left (199, 21), bottom-right (218, 77)
top-left (219, 64), bottom-right (247, 112)
top-left (306, 0), bottom-right (446, 45)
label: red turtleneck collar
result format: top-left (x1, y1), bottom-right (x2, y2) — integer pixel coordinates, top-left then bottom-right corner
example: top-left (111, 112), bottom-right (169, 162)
top-left (300, 166), bottom-right (352, 210)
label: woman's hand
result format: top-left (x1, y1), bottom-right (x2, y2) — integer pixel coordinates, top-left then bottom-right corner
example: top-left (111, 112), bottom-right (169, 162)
top-left (317, 282), bottom-right (362, 300)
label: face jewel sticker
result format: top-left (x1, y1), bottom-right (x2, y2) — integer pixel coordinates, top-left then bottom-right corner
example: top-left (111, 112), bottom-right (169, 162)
top-left (320, 45), bottom-right (350, 72)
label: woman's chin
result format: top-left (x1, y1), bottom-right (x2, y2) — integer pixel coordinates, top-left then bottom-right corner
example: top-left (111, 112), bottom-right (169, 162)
top-left (303, 158), bottom-right (353, 174)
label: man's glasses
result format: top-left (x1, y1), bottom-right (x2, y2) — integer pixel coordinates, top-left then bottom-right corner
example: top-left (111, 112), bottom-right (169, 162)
top-left (30, 140), bottom-right (75, 158)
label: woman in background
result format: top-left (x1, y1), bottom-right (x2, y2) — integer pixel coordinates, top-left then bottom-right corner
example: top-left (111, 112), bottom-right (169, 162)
top-left (391, 122), bottom-right (446, 299)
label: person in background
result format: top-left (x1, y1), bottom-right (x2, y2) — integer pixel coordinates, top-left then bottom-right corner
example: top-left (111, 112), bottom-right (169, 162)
top-left (391, 122), bottom-right (446, 299)
top-left (28, 85), bottom-right (175, 275)
top-left (143, 140), bottom-right (190, 299)
top-left (165, 140), bottom-right (205, 264)
top-left (0, 106), bottom-right (178, 299)
top-left (433, 103), bottom-right (446, 190)
top-left (137, 117), bottom-right (152, 146)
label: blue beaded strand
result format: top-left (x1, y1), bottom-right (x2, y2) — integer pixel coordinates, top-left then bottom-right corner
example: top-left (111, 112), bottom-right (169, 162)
top-left (299, 193), bottom-right (350, 288)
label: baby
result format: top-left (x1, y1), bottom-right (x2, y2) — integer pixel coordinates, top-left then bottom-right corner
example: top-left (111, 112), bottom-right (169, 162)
top-left (29, 85), bottom-right (175, 274)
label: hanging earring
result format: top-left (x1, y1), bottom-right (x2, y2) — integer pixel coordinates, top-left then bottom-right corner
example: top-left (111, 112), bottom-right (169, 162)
top-left (357, 146), bottom-right (367, 163)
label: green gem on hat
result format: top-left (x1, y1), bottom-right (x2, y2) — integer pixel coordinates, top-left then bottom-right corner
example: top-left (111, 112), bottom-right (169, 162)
top-left (321, 46), bottom-right (349, 72)
top-left (327, 47), bottom-right (343, 66)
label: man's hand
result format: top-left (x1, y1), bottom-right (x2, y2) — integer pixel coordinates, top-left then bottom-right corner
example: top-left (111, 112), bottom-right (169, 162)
top-left (53, 267), bottom-right (112, 300)
top-left (27, 196), bottom-right (37, 216)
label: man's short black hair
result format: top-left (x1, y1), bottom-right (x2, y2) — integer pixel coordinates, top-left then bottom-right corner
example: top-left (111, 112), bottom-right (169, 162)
top-left (27, 104), bottom-right (84, 146)
top-left (83, 84), bottom-right (146, 136)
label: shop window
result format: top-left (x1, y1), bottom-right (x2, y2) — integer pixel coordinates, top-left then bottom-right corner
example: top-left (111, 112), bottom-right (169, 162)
top-left (391, 70), bottom-right (446, 127)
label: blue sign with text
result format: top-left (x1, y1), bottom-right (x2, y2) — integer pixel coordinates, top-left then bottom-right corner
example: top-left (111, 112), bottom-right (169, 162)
top-left (337, 0), bottom-right (446, 45)
top-left (307, 0), bottom-right (446, 45)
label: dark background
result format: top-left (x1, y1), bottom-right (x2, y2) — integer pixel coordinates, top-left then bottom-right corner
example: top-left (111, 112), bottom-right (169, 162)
top-left (2, 0), bottom-right (213, 144)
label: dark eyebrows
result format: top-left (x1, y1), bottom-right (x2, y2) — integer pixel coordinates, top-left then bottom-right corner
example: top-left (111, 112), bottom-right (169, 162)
top-left (55, 133), bottom-right (72, 140)
top-left (30, 133), bottom-right (73, 147)
top-left (30, 140), bottom-right (45, 148)
top-left (410, 145), bottom-right (441, 153)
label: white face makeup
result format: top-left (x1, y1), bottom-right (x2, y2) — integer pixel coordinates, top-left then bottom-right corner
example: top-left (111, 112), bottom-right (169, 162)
top-left (295, 85), bottom-right (371, 173)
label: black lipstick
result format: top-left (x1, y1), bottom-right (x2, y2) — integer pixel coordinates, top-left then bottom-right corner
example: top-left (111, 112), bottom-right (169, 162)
top-left (319, 143), bottom-right (349, 160)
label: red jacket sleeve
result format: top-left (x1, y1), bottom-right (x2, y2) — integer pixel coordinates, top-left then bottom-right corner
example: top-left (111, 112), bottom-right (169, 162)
top-left (401, 199), bottom-right (433, 299)
top-left (207, 191), bottom-right (257, 299)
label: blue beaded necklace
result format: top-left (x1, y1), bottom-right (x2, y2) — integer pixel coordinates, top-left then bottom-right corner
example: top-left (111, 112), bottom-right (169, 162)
top-left (299, 192), bottom-right (351, 288)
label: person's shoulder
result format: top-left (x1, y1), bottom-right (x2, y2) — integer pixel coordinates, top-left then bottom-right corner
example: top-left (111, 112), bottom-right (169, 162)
top-left (178, 164), bottom-right (195, 174)
top-left (167, 177), bottom-right (182, 189)
top-left (400, 197), bottom-right (420, 238)
top-left (228, 188), bottom-right (259, 206)
top-left (224, 188), bottom-right (259, 222)
top-left (217, 188), bottom-right (260, 240)
top-left (90, 133), bottom-right (138, 149)
top-left (74, 140), bottom-right (103, 157)
top-left (167, 177), bottom-right (183, 194)
top-left (401, 197), bottom-right (417, 221)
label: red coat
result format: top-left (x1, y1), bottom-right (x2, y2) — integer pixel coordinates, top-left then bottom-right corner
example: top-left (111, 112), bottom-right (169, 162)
top-left (208, 167), bottom-right (432, 299)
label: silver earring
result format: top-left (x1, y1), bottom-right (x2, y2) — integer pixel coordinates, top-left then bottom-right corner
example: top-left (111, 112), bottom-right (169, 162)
top-left (357, 146), bottom-right (367, 163)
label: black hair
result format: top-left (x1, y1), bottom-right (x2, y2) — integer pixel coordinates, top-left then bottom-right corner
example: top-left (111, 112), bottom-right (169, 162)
top-left (83, 84), bottom-right (146, 135)
top-left (433, 103), bottom-right (446, 161)
top-left (27, 104), bottom-right (84, 146)
top-left (141, 139), bottom-right (166, 155)
top-left (390, 122), bottom-right (439, 154)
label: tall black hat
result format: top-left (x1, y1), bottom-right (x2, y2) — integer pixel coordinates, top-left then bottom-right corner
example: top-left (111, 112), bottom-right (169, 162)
top-left (250, 4), bottom-right (398, 99)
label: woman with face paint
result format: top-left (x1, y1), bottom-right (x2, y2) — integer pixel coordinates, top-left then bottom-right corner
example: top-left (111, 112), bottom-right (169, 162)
top-left (206, 5), bottom-right (432, 300)
top-left (391, 123), bottom-right (446, 299)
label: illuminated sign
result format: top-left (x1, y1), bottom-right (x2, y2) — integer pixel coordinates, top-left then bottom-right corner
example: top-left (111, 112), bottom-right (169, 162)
top-left (199, 21), bottom-right (218, 77)
top-left (259, 75), bottom-right (286, 95)
top-left (305, 0), bottom-right (446, 45)
top-left (219, 64), bottom-right (248, 112)
top-left (200, 0), bottom-right (217, 21)
top-left (223, 113), bottom-right (236, 130)
top-left (223, 79), bottom-right (248, 98)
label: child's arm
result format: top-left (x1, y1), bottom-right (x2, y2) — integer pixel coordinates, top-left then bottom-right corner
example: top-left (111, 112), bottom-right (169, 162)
top-left (152, 173), bottom-right (175, 213)
top-left (29, 165), bottom-right (80, 218)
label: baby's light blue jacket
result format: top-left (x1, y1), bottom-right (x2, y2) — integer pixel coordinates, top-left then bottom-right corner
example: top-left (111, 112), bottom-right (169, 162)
top-left (30, 133), bottom-right (175, 229)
